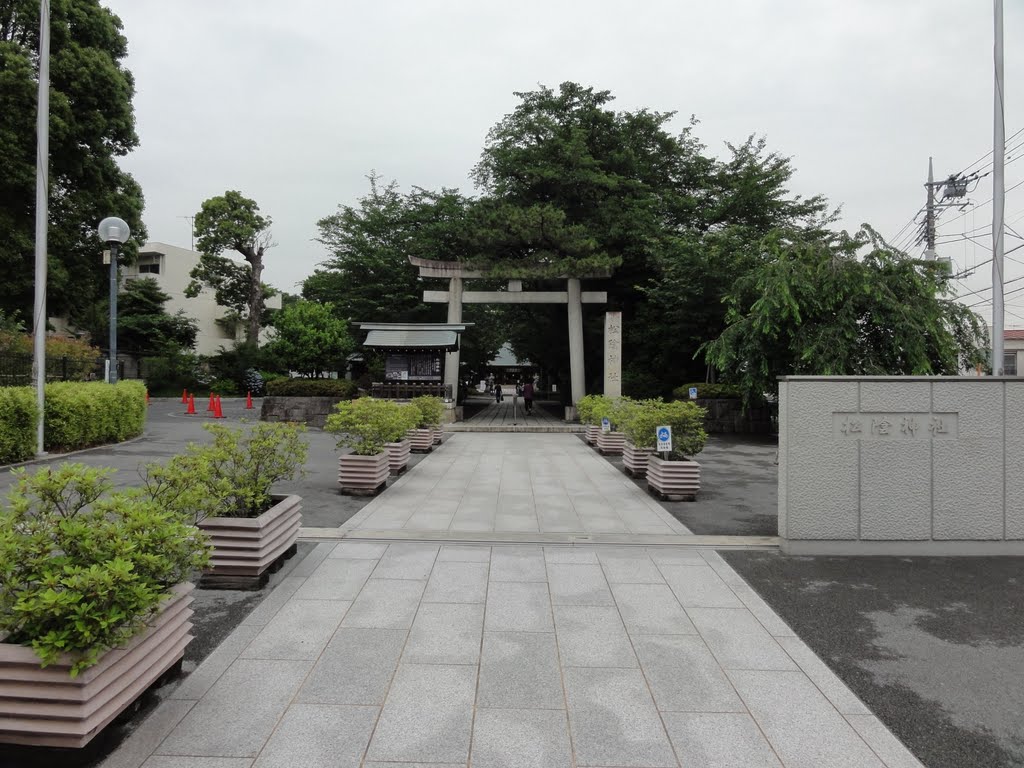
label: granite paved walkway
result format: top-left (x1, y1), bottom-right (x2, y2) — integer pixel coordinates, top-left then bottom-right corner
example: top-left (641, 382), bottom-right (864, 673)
top-left (99, 433), bottom-right (923, 768)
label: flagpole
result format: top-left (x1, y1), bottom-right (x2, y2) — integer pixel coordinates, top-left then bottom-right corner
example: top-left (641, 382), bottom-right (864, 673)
top-left (32, 0), bottom-right (51, 455)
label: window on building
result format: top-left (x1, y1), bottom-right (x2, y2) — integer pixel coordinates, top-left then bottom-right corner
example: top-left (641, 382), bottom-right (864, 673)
top-left (138, 262), bottom-right (160, 274)
top-left (1004, 352), bottom-right (1017, 376)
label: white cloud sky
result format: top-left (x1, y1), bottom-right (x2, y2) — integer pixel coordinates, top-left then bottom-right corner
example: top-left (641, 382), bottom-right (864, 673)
top-left (103, 0), bottom-right (1024, 323)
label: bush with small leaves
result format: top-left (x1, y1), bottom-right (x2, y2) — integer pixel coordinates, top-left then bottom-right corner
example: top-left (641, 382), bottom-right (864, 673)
top-left (0, 464), bottom-right (210, 676)
top-left (576, 394), bottom-right (612, 426)
top-left (326, 397), bottom-right (420, 456)
top-left (409, 395), bottom-right (444, 428)
top-left (620, 399), bottom-right (708, 459)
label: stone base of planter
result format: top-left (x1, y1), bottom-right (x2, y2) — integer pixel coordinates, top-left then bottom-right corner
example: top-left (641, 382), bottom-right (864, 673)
top-left (0, 584), bottom-right (194, 749)
top-left (584, 425), bottom-right (600, 445)
top-left (597, 431), bottom-right (625, 455)
top-left (647, 456), bottom-right (701, 501)
top-left (339, 452), bottom-right (389, 496)
top-left (407, 428), bottom-right (434, 453)
top-left (386, 439), bottom-right (411, 475)
top-left (198, 495), bottom-right (302, 590)
top-left (623, 442), bottom-right (656, 477)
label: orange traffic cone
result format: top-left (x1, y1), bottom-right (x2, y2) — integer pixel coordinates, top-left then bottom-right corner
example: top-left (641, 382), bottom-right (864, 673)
top-left (181, 389), bottom-right (188, 404)
top-left (246, 390), bottom-right (254, 409)
top-left (213, 394), bottom-right (225, 419)
top-left (207, 392), bottom-right (216, 412)
top-left (186, 394), bottom-right (196, 415)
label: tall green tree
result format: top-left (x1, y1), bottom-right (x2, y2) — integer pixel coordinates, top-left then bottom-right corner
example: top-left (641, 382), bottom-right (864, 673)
top-left (703, 228), bottom-right (989, 401)
top-left (268, 299), bottom-right (353, 378)
top-left (117, 277), bottom-right (197, 356)
top-left (188, 191), bottom-right (273, 346)
top-left (0, 0), bottom-right (146, 323)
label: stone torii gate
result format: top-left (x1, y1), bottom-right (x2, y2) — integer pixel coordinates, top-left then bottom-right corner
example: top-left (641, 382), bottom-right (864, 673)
top-left (409, 256), bottom-right (610, 417)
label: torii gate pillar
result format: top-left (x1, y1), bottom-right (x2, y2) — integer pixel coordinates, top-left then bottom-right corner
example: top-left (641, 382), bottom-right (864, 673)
top-left (567, 278), bottom-right (586, 409)
top-left (443, 276), bottom-right (463, 396)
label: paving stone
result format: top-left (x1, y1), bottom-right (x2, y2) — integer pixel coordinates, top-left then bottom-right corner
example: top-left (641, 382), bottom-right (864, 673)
top-left (660, 564), bottom-right (744, 608)
top-left (490, 547), bottom-right (547, 581)
top-left (292, 558), bottom-right (376, 601)
top-left (365, 764), bottom-right (464, 768)
top-left (662, 712), bottom-right (783, 767)
top-left (633, 634), bottom-right (745, 712)
top-left (341, 578), bottom-right (426, 629)
top-left (365, 663), bottom-right (476, 764)
top-left (728, 582), bottom-right (797, 637)
top-left (546, 563), bottom-right (615, 605)
top-left (544, 547), bottom-right (599, 563)
top-left (155, 659), bottom-right (312, 758)
top-left (647, 548), bottom-right (706, 566)
top-left (478, 631), bottom-right (565, 709)
top-left (251, 703), bottom-right (378, 768)
top-left (563, 666), bottom-right (677, 767)
top-left (845, 714), bottom-right (927, 768)
top-left (404, 602), bottom-right (484, 664)
top-left (297, 628), bottom-right (407, 705)
top-left (485, 581), bottom-right (553, 632)
top-left (438, 544), bottom-right (491, 561)
top-left (100, 700), bottom-right (196, 768)
top-left (241, 599), bottom-right (348, 660)
top-left (288, 542), bottom-right (335, 577)
top-left (777, 636), bottom-right (871, 715)
top-left (688, 608), bottom-right (798, 671)
top-left (729, 669), bottom-right (886, 768)
top-left (470, 708), bottom-right (573, 768)
top-left (422, 560), bottom-right (489, 603)
top-left (611, 582), bottom-right (696, 635)
top-left (328, 541), bottom-right (389, 559)
top-left (169, 625), bottom-right (260, 701)
top-left (141, 759), bottom-right (253, 768)
top-left (553, 605), bottom-right (637, 668)
top-left (372, 543), bottom-right (439, 579)
top-left (240, 576), bottom-right (305, 628)
top-left (598, 551), bottom-right (666, 583)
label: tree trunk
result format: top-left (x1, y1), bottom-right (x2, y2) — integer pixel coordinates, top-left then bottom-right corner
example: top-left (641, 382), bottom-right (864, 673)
top-left (246, 247), bottom-right (265, 346)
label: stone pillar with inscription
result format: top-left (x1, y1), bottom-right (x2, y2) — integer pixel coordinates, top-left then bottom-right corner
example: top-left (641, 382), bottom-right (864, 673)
top-left (604, 311), bottom-right (622, 398)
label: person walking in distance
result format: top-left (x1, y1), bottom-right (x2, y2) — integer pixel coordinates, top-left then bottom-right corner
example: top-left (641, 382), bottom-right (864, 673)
top-left (494, 382), bottom-right (503, 403)
top-left (522, 380), bottom-right (534, 414)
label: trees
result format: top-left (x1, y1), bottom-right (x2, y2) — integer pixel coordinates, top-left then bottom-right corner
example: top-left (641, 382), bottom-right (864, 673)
top-left (188, 191), bottom-right (274, 346)
top-left (0, 0), bottom-right (146, 323)
top-left (268, 300), bottom-right (353, 378)
top-left (703, 228), bottom-right (989, 401)
top-left (117, 278), bottom-right (197, 356)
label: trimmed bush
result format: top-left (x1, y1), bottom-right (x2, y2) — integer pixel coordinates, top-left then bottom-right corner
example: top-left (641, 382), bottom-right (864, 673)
top-left (326, 397), bottom-right (420, 456)
top-left (266, 378), bottom-right (359, 398)
top-left (0, 463), bottom-right (210, 676)
top-left (673, 383), bottom-right (743, 400)
top-left (576, 394), bottom-right (613, 425)
top-left (0, 387), bottom-right (38, 464)
top-left (44, 381), bottom-right (147, 451)
top-left (620, 399), bottom-right (708, 459)
top-left (409, 395), bottom-right (444, 428)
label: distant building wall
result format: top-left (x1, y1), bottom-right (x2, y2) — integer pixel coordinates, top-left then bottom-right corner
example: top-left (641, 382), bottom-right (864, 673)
top-left (124, 242), bottom-right (281, 356)
top-left (778, 376), bottom-right (1024, 555)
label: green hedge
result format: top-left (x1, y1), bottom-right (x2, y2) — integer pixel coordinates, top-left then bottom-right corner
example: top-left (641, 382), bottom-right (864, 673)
top-left (266, 378), bottom-right (359, 398)
top-left (673, 382), bottom-right (743, 400)
top-left (0, 387), bottom-right (38, 464)
top-left (44, 381), bottom-right (147, 451)
top-left (0, 381), bottom-right (146, 465)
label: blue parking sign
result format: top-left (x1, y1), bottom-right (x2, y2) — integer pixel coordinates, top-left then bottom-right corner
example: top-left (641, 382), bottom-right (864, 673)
top-left (656, 425), bottom-right (672, 452)
top-left (688, 387), bottom-right (698, 400)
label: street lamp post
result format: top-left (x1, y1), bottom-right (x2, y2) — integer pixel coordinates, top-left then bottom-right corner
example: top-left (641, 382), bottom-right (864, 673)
top-left (97, 217), bottom-right (130, 384)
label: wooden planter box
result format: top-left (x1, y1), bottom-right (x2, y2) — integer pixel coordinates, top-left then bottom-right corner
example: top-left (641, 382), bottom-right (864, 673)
top-left (198, 494), bottom-right (302, 589)
top-left (407, 428), bottom-right (434, 453)
top-left (385, 439), bottom-right (411, 475)
top-left (647, 455), bottom-right (701, 501)
top-left (597, 430), bottom-right (626, 455)
top-left (584, 425), bottom-right (601, 445)
top-left (339, 451), bottom-right (389, 496)
top-left (0, 583), bottom-right (194, 749)
top-left (623, 441), bottom-right (656, 478)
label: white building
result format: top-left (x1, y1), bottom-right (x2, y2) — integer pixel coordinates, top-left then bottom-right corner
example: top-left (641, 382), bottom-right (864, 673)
top-left (122, 241), bottom-right (281, 356)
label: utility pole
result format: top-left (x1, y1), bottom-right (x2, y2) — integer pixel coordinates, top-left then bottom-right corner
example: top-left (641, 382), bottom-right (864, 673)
top-left (32, 0), bottom-right (50, 457)
top-left (918, 159), bottom-right (967, 264)
top-left (178, 215), bottom-right (195, 250)
top-left (992, 0), bottom-right (1005, 375)
top-left (924, 157), bottom-right (937, 260)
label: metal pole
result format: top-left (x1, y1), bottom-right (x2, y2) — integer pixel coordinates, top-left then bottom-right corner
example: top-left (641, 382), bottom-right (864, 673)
top-left (993, 0), bottom-right (1005, 375)
top-left (108, 241), bottom-right (119, 383)
top-left (924, 157), bottom-right (937, 260)
top-left (32, 0), bottom-right (51, 456)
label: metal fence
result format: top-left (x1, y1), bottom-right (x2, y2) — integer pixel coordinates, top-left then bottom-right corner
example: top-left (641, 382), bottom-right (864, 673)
top-left (0, 354), bottom-right (154, 386)
top-left (370, 381), bottom-right (452, 400)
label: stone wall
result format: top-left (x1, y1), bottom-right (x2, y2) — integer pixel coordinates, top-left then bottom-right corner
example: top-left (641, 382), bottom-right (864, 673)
top-left (260, 396), bottom-right (347, 428)
top-left (778, 376), bottom-right (1024, 555)
top-left (694, 398), bottom-right (775, 435)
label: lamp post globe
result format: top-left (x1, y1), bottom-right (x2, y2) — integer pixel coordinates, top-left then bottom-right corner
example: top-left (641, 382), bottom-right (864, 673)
top-left (98, 217), bottom-right (130, 384)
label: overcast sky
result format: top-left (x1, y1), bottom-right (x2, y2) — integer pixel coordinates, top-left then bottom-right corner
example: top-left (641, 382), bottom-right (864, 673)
top-left (104, 1), bottom-right (1024, 324)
